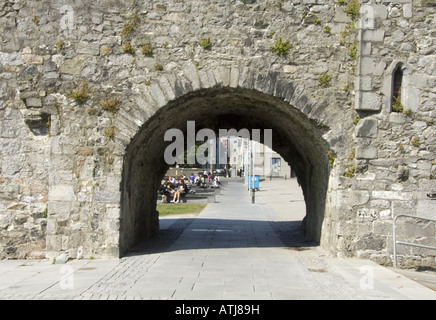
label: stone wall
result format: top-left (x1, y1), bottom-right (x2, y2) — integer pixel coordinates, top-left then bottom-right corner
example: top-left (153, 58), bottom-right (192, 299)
top-left (322, 0), bottom-right (436, 268)
top-left (0, 0), bottom-right (434, 267)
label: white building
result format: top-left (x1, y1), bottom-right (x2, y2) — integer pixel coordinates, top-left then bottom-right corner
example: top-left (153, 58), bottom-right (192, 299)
top-left (221, 137), bottom-right (292, 178)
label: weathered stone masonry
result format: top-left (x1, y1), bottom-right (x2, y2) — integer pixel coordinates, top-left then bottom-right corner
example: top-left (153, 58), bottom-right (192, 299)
top-left (0, 0), bottom-right (435, 268)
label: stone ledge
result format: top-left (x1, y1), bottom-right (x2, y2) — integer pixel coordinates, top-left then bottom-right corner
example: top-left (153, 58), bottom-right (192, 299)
top-left (356, 146), bottom-right (378, 159)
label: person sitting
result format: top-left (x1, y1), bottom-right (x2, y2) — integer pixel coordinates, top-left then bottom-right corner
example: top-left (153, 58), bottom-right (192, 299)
top-left (158, 179), bottom-right (170, 203)
top-left (212, 176), bottom-right (220, 188)
top-left (171, 179), bottom-right (186, 203)
top-left (185, 178), bottom-right (195, 194)
top-left (168, 176), bottom-right (178, 188)
top-left (195, 174), bottom-right (201, 186)
top-left (199, 177), bottom-right (206, 188)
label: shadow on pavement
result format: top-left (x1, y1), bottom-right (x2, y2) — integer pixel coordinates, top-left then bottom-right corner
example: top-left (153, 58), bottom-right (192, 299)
top-left (127, 217), bottom-right (316, 256)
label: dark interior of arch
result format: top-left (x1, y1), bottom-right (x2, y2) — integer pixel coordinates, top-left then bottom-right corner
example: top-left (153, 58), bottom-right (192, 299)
top-left (119, 86), bottom-right (330, 257)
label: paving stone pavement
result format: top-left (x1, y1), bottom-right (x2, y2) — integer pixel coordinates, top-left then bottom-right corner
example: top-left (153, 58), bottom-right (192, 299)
top-left (0, 179), bottom-right (435, 300)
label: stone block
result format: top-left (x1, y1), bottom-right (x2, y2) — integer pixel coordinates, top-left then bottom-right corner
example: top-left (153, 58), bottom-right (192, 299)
top-left (230, 67), bottom-right (240, 88)
top-left (25, 97), bottom-right (42, 108)
top-left (379, 209), bottom-right (391, 220)
top-left (216, 66), bottom-right (231, 87)
top-left (360, 4), bottom-right (374, 30)
top-left (373, 191), bottom-right (413, 201)
top-left (182, 61), bottom-right (201, 90)
top-left (356, 146), bottom-right (378, 159)
top-left (418, 178), bottom-right (436, 191)
top-left (372, 5), bottom-right (388, 19)
top-left (46, 234), bottom-right (62, 251)
top-left (158, 75), bottom-right (176, 101)
top-left (360, 57), bottom-right (377, 75)
top-left (402, 87), bottom-right (421, 112)
top-left (106, 206), bottom-right (120, 219)
top-left (357, 92), bottom-right (382, 111)
top-left (351, 190), bottom-right (370, 206)
top-left (77, 147), bottom-right (93, 156)
top-left (49, 185), bottom-right (76, 202)
top-left (404, 75), bottom-right (428, 88)
top-left (333, 9), bottom-right (351, 23)
top-left (391, 0), bottom-right (412, 3)
top-left (417, 200), bottom-right (436, 219)
top-left (55, 252), bottom-right (68, 264)
top-left (389, 113), bottom-right (406, 123)
top-left (391, 30), bottom-right (405, 43)
top-left (48, 201), bottom-right (71, 218)
top-left (22, 54), bottom-right (43, 65)
top-left (59, 55), bottom-right (85, 75)
top-left (283, 65), bottom-right (298, 74)
top-left (355, 119), bottom-right (378, 138)
top-left (94, 192), bottom-right (121, 203)
top-left (358, 76), bottom-right (372, 91)
top-left (403, 4), bottom-right (413, 18)
top-left (206, 70), bottom-right (217, 88)
top-left (421, 0), bottom-right (436, 6)
top-left (198, 70), bottom-right (211, 89)
top-left (362, 29), bottom-right (385, 42)
top-left (148, 82), bottom-right (167, 108)
top-left (373, 61), bottom-right (387, 76)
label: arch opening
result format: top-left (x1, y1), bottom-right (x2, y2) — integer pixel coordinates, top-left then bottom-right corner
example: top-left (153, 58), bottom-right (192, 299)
top-left (119, 86), bottom-right (330, 256)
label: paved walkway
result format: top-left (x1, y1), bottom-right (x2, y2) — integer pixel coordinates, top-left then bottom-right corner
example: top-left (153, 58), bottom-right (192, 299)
top-left (0, 179), bottom-right (435, 300)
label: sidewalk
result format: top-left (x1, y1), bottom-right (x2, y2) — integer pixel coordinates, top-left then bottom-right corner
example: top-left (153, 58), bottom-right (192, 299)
top-left (256, 178), bottom-right (436, 293)
top-left (0, 179), bottom-right (435, 300)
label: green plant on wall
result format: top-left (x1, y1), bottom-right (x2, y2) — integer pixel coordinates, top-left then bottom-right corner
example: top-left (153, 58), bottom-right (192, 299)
top-left (123, 41), bottom-right (135, 54)
top-left (104, 125), bottom-right (115, 139)
top-left (99, 98), bottom-right (120, 114)
top-left (348, 41), bottom-right (357, 61)
top-left (318, 72), bottom-right (332, 88)
top-left (121, 10), bottom-right (139, 41)
top-left (198, 38), bottom-right (211, 49)
top-left (392, 96), bottom-right (404, 112)
top-left (141, 42), bottom-right (153, 55)
top-left (55, 40), bottom-right (65, 52)
top-left (67, 81), bottom-right (91, 104)
top-left (121, 4), bottom-right (139, 55)
top-left (411, 137), bottom-right (420, 147)
top-left (344, 0), bottom-right (360, 20)
top-left (403, 108), bottom-right (412, 116)
top-left (344, 165), bottom-right (356, 177)
top-left (327, 150), bottom-right (335, 169)
top-left (270, 37), bottom-right (292, 57)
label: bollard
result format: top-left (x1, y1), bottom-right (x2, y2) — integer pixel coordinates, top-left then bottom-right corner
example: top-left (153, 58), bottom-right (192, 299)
top-left (252, 188), bottom-right (255, 203)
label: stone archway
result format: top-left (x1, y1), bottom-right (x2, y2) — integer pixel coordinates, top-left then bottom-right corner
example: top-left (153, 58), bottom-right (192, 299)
top-left (119, 81), bottom-right (331, 256)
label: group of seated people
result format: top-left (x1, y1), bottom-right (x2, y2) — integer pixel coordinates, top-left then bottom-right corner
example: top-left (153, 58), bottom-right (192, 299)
top-left (192, 172), bottom-right (221, 188)
top-left (158, 172), bottom-right (221, 203)
top-left (158, 177), bottom-right (189, 203)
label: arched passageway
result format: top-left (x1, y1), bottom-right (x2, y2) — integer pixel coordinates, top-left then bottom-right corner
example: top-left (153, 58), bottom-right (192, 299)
top-left (119, 86), bottom-right (330, 256)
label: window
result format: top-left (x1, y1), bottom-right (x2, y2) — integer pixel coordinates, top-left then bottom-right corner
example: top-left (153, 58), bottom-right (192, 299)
top-left (271, 158), bottom-right (281, 173)
top-left (392, 66), bottom-right (404, 112)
